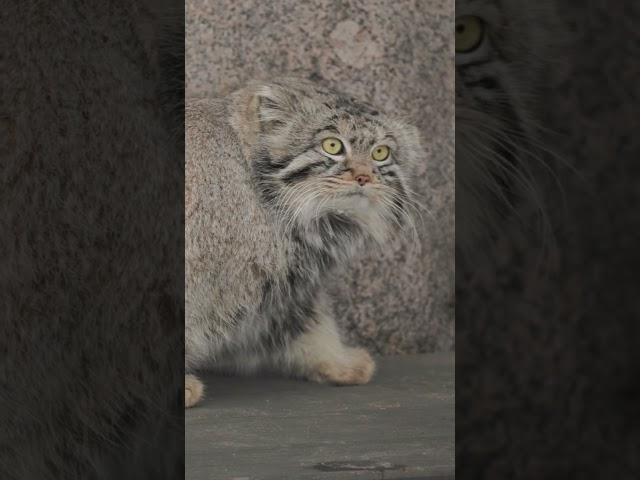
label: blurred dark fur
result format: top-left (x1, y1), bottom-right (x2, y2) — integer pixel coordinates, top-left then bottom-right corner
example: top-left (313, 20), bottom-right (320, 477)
top-left (1, 2), bottom-right (184, 478)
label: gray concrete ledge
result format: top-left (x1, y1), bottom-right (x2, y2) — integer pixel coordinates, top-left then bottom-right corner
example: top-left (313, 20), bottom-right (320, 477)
top-left (186, 353), bottom-right (454, 480)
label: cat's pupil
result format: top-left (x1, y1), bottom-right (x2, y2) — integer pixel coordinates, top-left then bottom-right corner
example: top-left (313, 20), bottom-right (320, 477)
top-left (456, 24), bottom-right (465, 34)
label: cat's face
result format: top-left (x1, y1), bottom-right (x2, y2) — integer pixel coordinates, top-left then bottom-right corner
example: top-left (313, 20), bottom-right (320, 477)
top-left (243, 79), bottom-right (422, 247)
top-left (455, 0), bottom-right (557, 251)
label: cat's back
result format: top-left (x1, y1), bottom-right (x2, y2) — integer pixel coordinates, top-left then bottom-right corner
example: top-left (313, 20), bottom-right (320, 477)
top-left (186, 97), bottom-right (239, 204)
top-left (185, 97), bottom-right (283, 316)
top-left (186, 97), bottom-right (240, 228)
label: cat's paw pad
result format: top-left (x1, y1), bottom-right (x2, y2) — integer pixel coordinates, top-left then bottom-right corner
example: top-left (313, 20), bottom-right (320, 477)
top-left (185, 374), bottom-right (204, 408)
top-left (308, 348), bottom-right (375, 385)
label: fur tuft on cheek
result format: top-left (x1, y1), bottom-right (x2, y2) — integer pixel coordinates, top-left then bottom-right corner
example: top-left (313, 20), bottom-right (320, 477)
top-left (271, 178), bottom-right (334, 234)
top-left (295, 183), bottom-right (413, 247)
top-left (329, 194), bottom-right (393, 245)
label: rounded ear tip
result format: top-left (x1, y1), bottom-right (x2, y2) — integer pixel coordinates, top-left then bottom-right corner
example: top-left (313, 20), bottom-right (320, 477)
top-left (253, 84), bottom-right (275, 98)
top-left (234, 80), bottom-right (273, 99)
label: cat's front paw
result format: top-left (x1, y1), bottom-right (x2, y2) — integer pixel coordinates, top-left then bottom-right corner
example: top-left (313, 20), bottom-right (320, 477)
top-left (308, 347), bottom-right (375, 385)
top-left (185, 374), bottom-right (204, 408)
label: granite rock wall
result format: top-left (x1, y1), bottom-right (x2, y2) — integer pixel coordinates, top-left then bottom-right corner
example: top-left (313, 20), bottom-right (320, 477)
top-left (186, 0), bottom-right (455, 354)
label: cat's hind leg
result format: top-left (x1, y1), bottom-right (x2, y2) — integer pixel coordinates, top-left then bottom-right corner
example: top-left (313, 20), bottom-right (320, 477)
top-left (276, 300), bottom-right (375, 385)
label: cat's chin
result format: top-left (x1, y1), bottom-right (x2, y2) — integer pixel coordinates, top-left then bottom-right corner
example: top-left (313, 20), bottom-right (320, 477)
top-left (337, 192), bottom-right (372, 211)
top-left (330, 205), bottom-right (392, 246)
top-left (295, 203), bottom-right (391, 248)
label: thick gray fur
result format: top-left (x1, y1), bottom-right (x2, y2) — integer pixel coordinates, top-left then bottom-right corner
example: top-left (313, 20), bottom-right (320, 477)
top-left (185, 78), bottom-right (423, 407)
top-left (2, 1), bottom-right (184, 478)
top-left (456, 0), bottom-right (562, 256)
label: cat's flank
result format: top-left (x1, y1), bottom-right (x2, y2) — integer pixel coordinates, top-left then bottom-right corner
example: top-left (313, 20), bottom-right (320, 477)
top-left (185, 78), bottom-right (422, 407)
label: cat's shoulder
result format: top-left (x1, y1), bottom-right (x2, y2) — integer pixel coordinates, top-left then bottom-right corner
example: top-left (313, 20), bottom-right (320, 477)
top-left (185, 96), bottom-right (243, 169)
top-left (186, 97), bottom-right (230, 135)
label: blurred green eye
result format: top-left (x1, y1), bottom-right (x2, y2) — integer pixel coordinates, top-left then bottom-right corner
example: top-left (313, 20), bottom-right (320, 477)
top-left (372, 145), bottom-right (390, 161)
top-left (456, 16), bottom-right (484, 53)
top-left (322, 137), bottom-right (344, 155)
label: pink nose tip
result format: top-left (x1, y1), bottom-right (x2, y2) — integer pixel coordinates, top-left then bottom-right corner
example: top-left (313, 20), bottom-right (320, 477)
top-left (355, 174), bottom-right (371, 186)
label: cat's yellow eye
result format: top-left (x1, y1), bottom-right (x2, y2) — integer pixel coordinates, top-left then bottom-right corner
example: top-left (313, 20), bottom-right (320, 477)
top-left (372, 145), bottom-right (390, 162)
top-left (322, 137), bottom-right (344, 155)
top-left (456, 16), bottom-right (484, 53)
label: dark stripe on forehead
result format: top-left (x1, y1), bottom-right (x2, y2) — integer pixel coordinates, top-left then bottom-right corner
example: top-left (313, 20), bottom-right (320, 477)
top-left (326, 113), bottom-right (340, 124)
top-left (363, 116), bottom-right (384, 128)
top-left (319, 93), bottom-right (378, 117)
top-left (314, 125), bottom-right (339, 136)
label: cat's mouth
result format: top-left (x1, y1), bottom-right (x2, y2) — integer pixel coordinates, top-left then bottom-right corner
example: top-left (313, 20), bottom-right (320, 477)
top-left (335, 185), bottom-right (378, 209)
top-left (326, 178), bottom-right (378, 197)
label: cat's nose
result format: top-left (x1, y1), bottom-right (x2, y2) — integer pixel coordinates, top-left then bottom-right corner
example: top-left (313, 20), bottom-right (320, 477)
top-left (349, 163), bottom-right (373, 187)
top-left (355, 174), bottom-right (371, 186)
top-left (346, 162), bottom-right (374, 186)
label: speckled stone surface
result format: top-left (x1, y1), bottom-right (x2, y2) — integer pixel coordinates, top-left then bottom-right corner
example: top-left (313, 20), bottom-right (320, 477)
top-left (186, 0), bottom-right (454, 354)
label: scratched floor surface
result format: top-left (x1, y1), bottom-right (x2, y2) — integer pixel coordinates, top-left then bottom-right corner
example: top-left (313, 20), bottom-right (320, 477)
top-left (185, 352), bottom-right (454, 480)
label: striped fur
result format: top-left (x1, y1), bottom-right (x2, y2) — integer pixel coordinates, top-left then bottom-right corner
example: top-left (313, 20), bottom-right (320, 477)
top-left (185, 79), bottom-right (423, 407)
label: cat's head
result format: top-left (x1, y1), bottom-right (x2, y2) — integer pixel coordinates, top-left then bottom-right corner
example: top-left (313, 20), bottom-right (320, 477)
top-left (455, 0), bottom-right (560, 253)
top-left (232, 78), bottom-right (423, 248)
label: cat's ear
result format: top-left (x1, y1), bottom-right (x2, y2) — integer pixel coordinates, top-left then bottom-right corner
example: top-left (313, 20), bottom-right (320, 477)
top-left (390, 118), bottom-right (425, 178)
top-left (251, 84), bottom-right (296, 134)
top-left (231, 83), bottom-right (295, 145)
